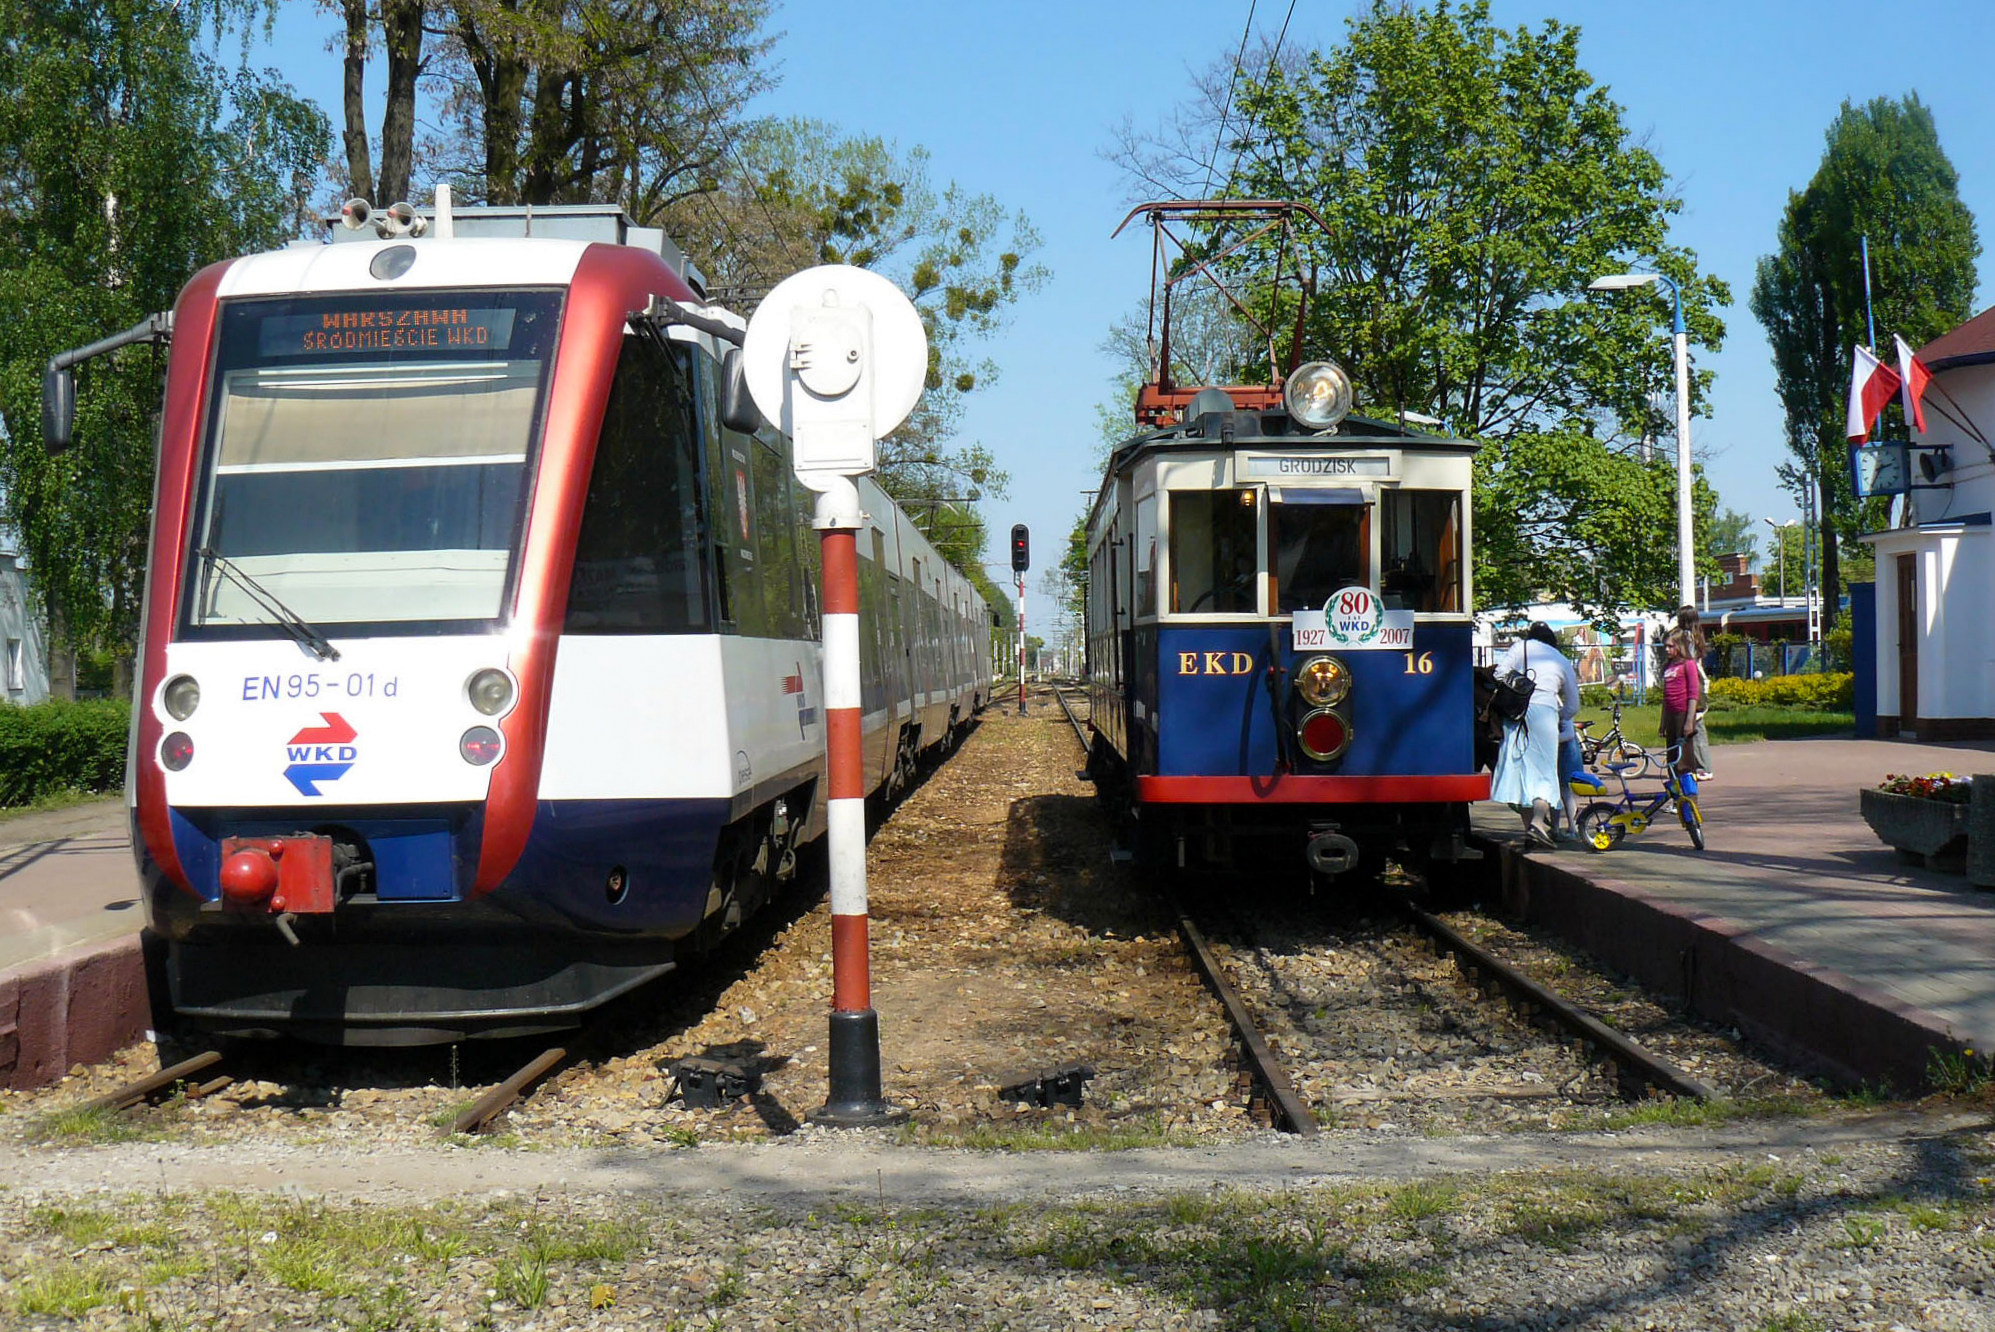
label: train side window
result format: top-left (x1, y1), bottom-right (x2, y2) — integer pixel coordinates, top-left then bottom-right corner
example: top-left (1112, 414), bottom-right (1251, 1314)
top-left (1133, 495), bottom-right (1157, 619)
top-left (1273, 495), bottom-right (1367, 615)
top-left (1168, 491), bottom-right (1257, 614)
top-left (564, 334), bottom-right (710, 633)
top-left (1381, 489), bottom-right (1463, 613)
top-left (751, 433), bottom-right (807, 638)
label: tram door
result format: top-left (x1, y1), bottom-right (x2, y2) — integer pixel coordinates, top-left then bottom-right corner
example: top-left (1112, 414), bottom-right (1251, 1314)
top-left (1896, 553), bottom-right (1918, 733)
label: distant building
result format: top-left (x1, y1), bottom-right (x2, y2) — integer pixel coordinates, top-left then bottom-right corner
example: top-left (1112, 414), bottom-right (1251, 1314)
top-left (0, 528), bottom-right (50, 705)
top-left (1863, 310), bottom-right (1995, 741)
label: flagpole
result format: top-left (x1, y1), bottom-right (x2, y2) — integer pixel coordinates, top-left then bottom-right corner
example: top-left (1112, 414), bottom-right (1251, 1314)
top-left (1860, 235), bottom-right (1877, 351)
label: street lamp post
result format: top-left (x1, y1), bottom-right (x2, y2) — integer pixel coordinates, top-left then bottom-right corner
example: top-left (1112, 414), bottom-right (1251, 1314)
top-left (1589, 272), bottom-right (1694, 610)
top-left (1762, 517), bottom-right (1797, 603)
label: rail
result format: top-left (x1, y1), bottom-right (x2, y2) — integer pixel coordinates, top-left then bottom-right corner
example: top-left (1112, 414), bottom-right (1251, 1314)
top-left (1404, 907), bottom-right (1716, 1102)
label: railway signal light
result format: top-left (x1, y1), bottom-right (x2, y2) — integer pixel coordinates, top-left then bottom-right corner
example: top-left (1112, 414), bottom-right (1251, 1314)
top-left (1010, 524), bottom-right (1030, 573)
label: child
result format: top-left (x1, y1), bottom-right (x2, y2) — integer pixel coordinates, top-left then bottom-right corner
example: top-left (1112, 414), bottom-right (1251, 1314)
top-left (1659, 631), bottom-right (1701, 775)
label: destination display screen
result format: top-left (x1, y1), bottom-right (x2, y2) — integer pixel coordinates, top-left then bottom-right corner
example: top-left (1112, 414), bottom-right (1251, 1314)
top-left (256, 306), bottom-right (519, 358)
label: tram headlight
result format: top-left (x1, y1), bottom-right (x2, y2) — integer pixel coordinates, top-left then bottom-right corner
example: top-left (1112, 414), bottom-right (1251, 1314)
top-left (466, 668), bottom-right (515, 716)
top-left (162, 675), bottom-right (201, 721)
top-left (1283, 360), bottom-right (1354, 432)
top-left (160, 732), bottom-right (195, 771)
top-left (459, 726), bottom-right (502, 765)
top-left (1297, 708), bottom-right (1352, 762)
top-left (1294, 655), bottom-right (1351, 707)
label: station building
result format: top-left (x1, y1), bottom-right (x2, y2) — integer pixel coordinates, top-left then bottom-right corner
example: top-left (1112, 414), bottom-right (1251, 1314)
top-left (1863, 310), bottom-right (1995, 741)
top-left (0, 525), bottom-right (50, 704)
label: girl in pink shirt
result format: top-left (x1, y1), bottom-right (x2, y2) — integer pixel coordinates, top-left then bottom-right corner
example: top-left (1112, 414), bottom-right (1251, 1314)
top-left (1660, 631), bottom-right (1701, 774)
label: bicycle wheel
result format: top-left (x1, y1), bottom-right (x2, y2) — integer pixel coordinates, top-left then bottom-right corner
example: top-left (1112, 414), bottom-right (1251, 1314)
top-left (1576, 801), bottom-right (1625, 853)
top-left (1679, 796), bottom-right (1705, 851)
top-left (1614, 740), bottom-right (1652, 779)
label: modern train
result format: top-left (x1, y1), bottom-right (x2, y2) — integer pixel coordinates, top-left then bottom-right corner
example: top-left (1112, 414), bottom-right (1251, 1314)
top-left (1082, 365), bottom-right (1489, 886)
top-left (46, 199), bottom-right (991, 1044)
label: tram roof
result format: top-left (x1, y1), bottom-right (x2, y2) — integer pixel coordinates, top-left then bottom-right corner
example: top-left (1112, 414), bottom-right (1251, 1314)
top-left (1104, 410), bottom-right (1481, 475)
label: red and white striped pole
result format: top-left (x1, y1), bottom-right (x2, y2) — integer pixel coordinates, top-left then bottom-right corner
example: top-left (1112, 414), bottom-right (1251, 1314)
top-left (1017, 575), bottom-right (1027, 715)
top-left (815, 488), bottom-right (889, 1125)
top-left (739, 264), bottom-right (927, 1128)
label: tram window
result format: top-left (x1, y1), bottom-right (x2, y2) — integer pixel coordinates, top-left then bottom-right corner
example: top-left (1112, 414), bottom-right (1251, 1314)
top-left (712, 429), bottom-right (766, 637)
top-left (1134, 495), bottom-right (1157, 619)
top-left (1381, 489), bottom-right (1464, 613)
top-left (1169, 491), bottom-right (1257, 614)
top-left (565, 335), bottom-right (709, 633)
top-left (1273, 496), bottom-right (1367, 614)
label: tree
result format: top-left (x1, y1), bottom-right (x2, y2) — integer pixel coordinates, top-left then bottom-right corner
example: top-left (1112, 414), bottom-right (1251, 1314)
top-left (0, 0), bottom-right (328, 688)
top-left (321, 0), bottom-right (773, 212)
top-left (1110, 0), bottom-right (1729, 618)
top-left (675, 118), bottom-right (1048, 596)
top-left (1702, 507), bottom-right (1759, 567)
top-left (1750, 94), bottom-right (1978, 620)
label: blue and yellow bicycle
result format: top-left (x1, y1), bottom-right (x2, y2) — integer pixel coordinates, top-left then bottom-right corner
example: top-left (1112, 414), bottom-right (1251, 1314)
top-left (1570, 746), bottom-right (1704, 852)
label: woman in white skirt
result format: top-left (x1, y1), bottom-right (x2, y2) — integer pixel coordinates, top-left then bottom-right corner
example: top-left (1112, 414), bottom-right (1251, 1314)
top-left (1489, 621), bottom-right (1582, 849)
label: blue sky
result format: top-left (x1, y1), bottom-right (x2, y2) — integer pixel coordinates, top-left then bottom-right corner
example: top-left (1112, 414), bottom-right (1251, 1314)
top-left (263, 0), bottom-right (1995, 607)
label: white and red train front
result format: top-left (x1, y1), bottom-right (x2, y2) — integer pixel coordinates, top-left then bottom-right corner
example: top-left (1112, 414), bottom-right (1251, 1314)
top-left (132, 233), bottom-right (818, 1041)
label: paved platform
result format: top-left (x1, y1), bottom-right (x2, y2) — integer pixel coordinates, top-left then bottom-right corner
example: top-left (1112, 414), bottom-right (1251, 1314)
top-left (0, 799), bottom-right (148, 1088)
top-left (1476, 734), bottom-right (1995, 1092)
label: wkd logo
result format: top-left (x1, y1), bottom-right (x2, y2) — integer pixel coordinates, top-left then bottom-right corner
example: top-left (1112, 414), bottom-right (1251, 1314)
top-left (284, 713), bottom-right (357, 796)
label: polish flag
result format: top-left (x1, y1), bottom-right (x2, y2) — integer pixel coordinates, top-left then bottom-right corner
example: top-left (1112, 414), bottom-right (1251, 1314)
top-left (1894, 334), bottom-right (1933, 434)
top-left (1846, 344), bottom-right (1901, 442)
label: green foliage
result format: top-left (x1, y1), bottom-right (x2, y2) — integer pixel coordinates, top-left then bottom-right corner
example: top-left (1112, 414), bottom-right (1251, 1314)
top-left (1702, 507), bottom-right (1760, 567)
top-left (1750, 94), bottom-right (1979, 619)
top-left (438, 0), bottom-right (776, 216)
top-left (683, 118), bottom-right (1048, 583)
top-left (1475, 429), bottom-right (1719, 616)
top-left (1128, 1), bottom-right (1728, 618)
top-left (1706, 672), bottom-right (1854, 710)
top-left (0, 698), bottom-right (130, 807)
top-left (0, 0), bottom-right (328, 663)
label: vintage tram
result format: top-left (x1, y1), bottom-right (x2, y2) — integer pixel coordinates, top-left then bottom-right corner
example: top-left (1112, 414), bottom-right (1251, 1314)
top-left (1082, 366), bottom-right (1488, 883)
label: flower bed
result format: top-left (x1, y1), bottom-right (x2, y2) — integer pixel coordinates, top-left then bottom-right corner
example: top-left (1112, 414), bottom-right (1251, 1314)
top-left (1861, 773), bottom-right (1973, 868)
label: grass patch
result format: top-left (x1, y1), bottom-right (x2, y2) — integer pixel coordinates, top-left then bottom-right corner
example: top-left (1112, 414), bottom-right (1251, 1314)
top-left (1385, 1180), bottom-right (1459, 1226)
top-left (0, 788), bottom-right (117, 822)
top-left (903, 1114), bottom-right (1204, 1151)
top-left (9, 1266), bottom-right (118, 1318)
top-left (31, 1105), bottom-right (155, 1145)
top-left (1576, 702), bottom-right (1852, 749)
top-left (1559, 1094), bottom-right (1813, 1133)
top-left (1926, 1046), bottom-right (1992, 1097)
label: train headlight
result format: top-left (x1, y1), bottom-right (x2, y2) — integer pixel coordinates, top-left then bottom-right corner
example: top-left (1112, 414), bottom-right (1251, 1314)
top-left (161, 732), bottom-right (195, 771)
top-left (1294, 655), bottom-right (1351, 707)
top-left (459, 726), bottom-right (502, 765)
top-left (1283, 360), bottom-right (1354, 432)
top-left (163, 675), bottom-right (201, 721)
top-left (1297, 708), bottom-right (1351, 761)
top-left (466, 668), bottom-right (515, 716)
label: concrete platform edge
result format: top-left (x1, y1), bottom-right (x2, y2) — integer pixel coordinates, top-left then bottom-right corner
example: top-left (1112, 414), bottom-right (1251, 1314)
top-left (1494, 843), bottom-right (1982, 1094)
top-left (0, 935), bottom-right (150, 1091)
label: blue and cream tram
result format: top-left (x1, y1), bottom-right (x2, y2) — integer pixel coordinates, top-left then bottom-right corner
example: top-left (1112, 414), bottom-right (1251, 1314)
top-left (1082, 364), bottom-right (1488, 882)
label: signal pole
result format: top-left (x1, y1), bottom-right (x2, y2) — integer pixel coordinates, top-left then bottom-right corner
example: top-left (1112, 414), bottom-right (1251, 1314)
top-left (742, 266), bottom-right (928, 1128)
top-left (1010, 524), bottom-right (1030, 714)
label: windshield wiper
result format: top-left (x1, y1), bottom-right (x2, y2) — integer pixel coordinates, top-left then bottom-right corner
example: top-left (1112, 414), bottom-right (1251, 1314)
top-left (196, 547), bottom-right (341, 662)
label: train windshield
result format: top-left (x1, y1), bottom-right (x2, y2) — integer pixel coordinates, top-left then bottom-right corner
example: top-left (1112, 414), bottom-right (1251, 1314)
top-left (185, 288), bottom-right (562, 633)
top-left (1273, 494), bottom-right (1367, 614)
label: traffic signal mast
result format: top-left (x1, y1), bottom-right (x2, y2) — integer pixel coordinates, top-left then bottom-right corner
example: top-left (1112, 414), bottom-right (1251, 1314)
top-left (1011, 524), bottom-right (1029, 715)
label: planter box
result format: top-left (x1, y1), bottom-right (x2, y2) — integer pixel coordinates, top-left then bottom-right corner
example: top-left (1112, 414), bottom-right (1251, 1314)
top-left (1860, 787), bottom-right (1970, 865)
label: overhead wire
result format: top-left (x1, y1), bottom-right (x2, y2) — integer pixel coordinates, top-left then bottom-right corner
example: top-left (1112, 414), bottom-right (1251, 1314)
top-left (1201, 0), bottom-right (1260, 198)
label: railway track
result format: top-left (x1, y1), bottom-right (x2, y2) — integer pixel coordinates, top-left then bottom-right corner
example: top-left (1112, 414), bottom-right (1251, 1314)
top-left (71, 1042), bottom-right (574, 1137)
top-left (1050, 682), bottom-right (1713, 1131)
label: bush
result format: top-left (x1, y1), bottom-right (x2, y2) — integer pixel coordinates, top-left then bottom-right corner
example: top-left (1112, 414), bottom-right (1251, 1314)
top-left (1708, 632), bottom-right (1746, 678)
top-left (0, 698), bottom-right (130, 807)
top-left (1705, 672), bottom-right (1854, 710)
top-left (1579, 684), bottom-right (1618, 710)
